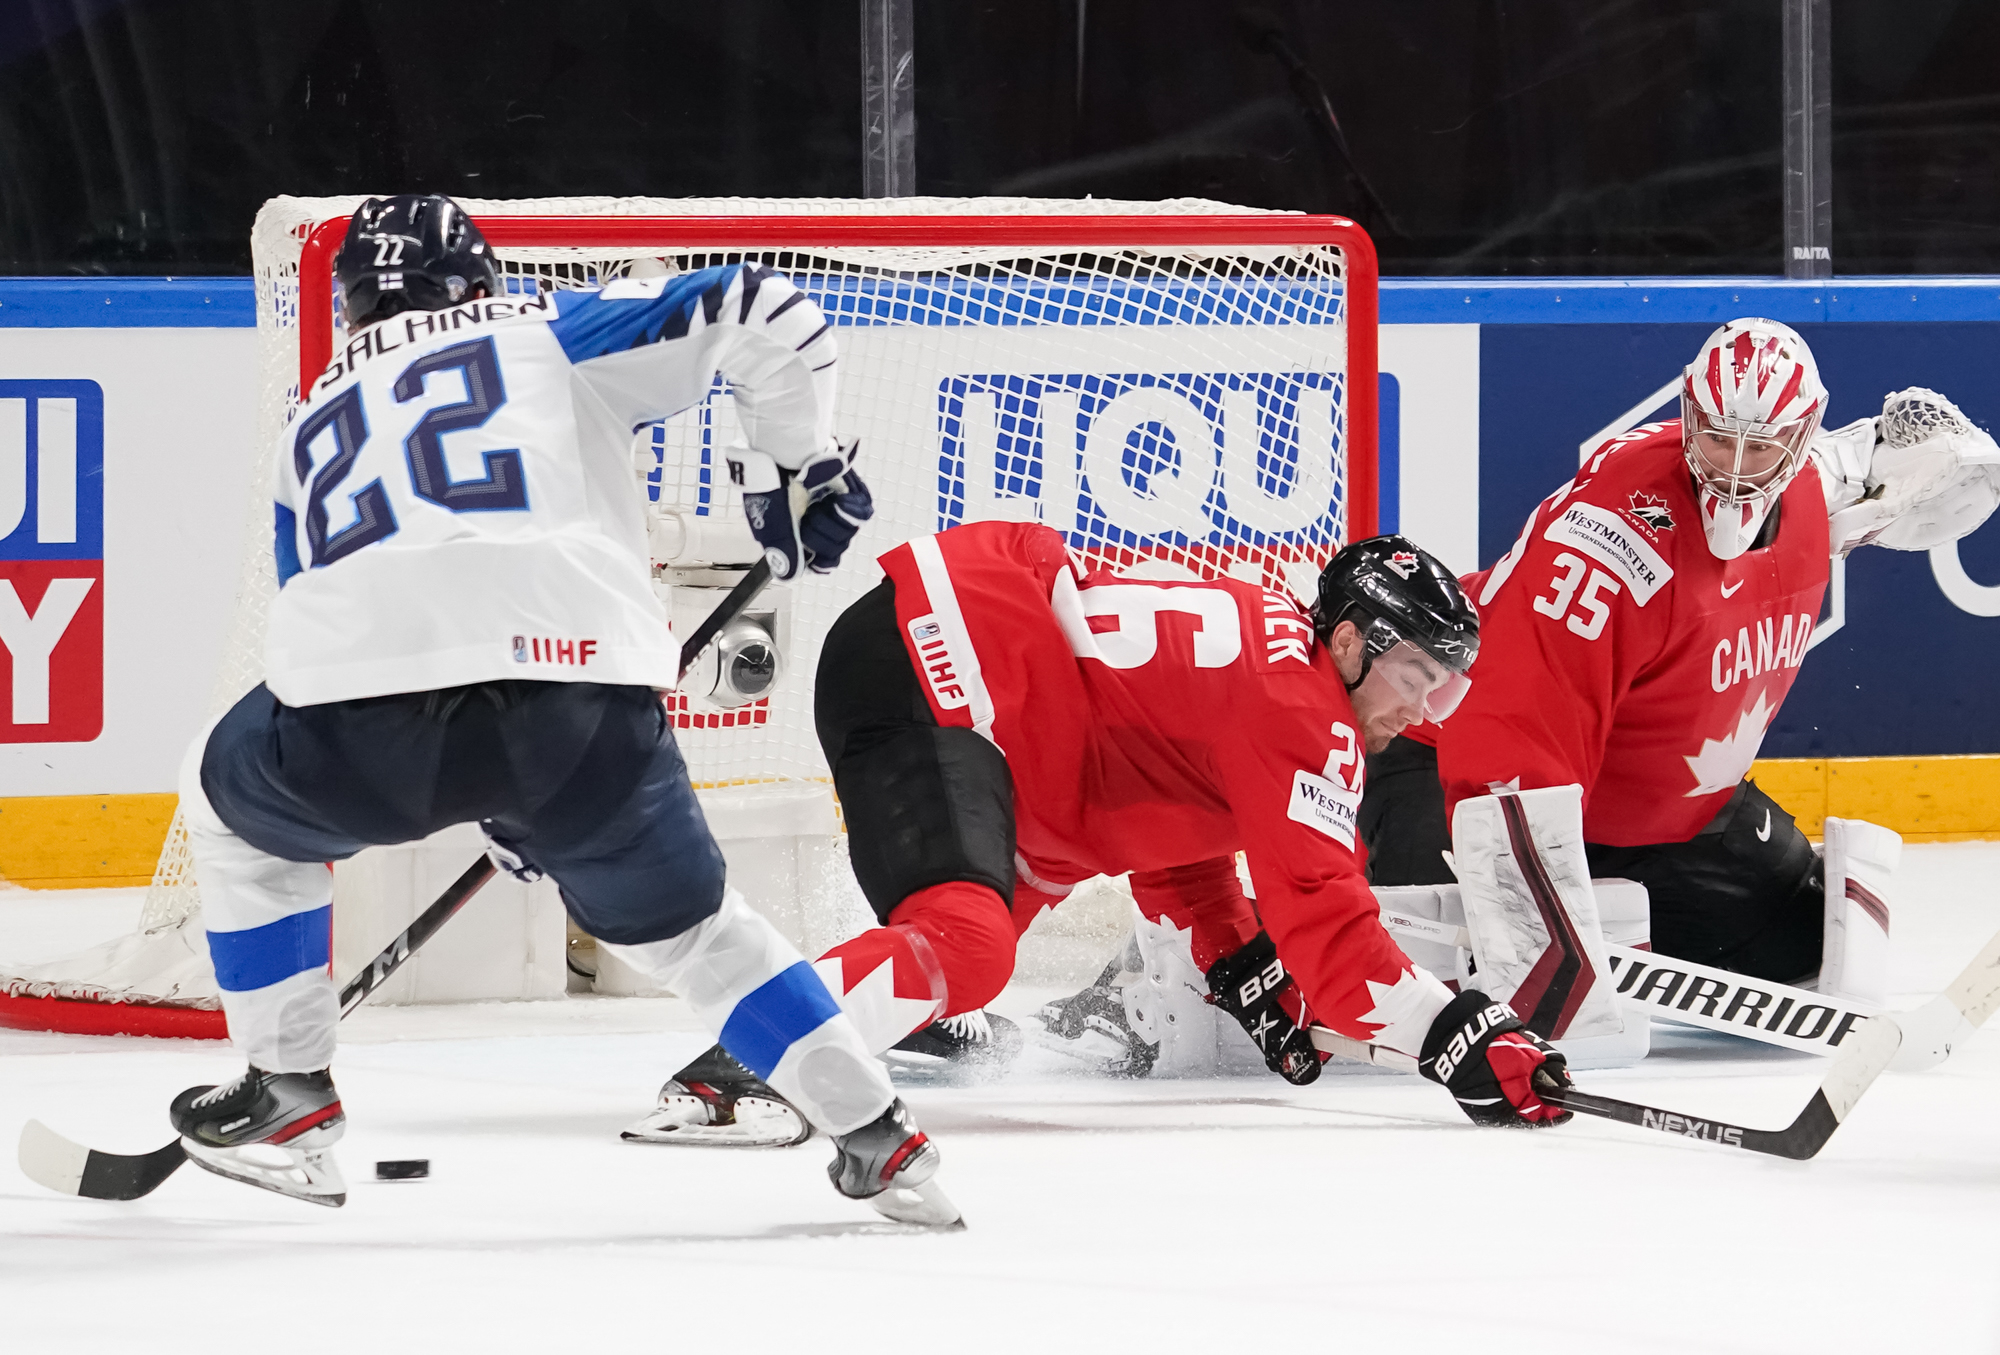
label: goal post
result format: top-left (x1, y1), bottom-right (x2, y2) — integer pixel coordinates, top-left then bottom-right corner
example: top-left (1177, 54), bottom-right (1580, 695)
top-left (0, 194), bottom-right (1379, 1036)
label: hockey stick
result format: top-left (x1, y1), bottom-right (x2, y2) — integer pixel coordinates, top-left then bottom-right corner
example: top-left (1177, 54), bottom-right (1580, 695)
top-left (1379, 907), bottom-right (1883, 1060)
top-left (19, 857), bottom-right (500, 1202)
top-left (19, 566), bottom-right (776, 1203)
top-left (1309, 924), bottom-right (2000, 1160)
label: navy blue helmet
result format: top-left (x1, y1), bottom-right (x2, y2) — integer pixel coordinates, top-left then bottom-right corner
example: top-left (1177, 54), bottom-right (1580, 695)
top-left (335, 194), bottom-right (504, 328)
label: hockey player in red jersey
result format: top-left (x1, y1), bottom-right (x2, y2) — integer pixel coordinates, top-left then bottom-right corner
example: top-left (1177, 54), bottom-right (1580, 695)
top-left (626, 526), bottom-right (1580, 1142)
top-left (1360, 318), bottom-right (2000, 1011)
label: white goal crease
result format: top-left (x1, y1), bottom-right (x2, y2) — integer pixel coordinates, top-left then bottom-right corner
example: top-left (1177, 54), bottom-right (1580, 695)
top-left (7, 193), bottom-right (1370, 1013)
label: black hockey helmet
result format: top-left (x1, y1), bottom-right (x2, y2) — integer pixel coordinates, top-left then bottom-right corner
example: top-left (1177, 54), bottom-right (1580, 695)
top-left (334, 194), bottom-right (503, 328)
top-left (1314, 534), bottom-right (1479, 690)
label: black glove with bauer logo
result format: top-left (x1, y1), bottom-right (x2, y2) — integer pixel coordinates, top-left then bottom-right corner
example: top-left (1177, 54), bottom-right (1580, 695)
top-left (1418, 989), bottom-right (1573, 1127)
top-left (1206, 930), bottom-right (1323, 1086)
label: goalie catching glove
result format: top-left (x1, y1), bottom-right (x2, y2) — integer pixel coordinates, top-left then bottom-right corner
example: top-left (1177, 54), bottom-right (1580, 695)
top-left (729, 438), bottom-right (874, 580)
top-left (1206, 930), bottom-right (1323, 1086)
top-left (1418, 990), bottom-right (1573, 1128)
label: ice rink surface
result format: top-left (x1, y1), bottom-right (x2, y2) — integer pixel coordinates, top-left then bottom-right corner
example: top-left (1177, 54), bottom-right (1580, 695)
top-left (3, 843), bottom-right (1998, 1354)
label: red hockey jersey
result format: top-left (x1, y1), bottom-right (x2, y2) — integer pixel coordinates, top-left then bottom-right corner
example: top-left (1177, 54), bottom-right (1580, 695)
top-left (877, 521), bottom-right (1450, 1048)
top-left (1434, 422), bottom-right (1830, 846)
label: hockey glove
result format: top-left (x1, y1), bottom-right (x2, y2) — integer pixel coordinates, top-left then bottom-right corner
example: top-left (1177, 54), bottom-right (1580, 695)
top-left (1205, 930), bottom-right (1323, 1086)
top-left (729, 440), bottom-right (874, 580)
top-left (1418, 989), bottom-right (1572, 1128)
top-left (479, 823), bottom-right (544, 883)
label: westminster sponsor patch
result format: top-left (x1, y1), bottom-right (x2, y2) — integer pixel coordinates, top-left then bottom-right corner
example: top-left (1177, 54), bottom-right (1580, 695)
top-left (1288, 768), bottom-right (1360, 848)
top-left (1543, 500), bottom-right (1673, 605)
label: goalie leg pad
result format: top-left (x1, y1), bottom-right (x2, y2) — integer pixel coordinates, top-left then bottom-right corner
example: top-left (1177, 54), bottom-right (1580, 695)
top-left (1452, 785), bottom-right (1623, 1040)
top-left (1820, 817), bottom-right (1898, 1005)
top-left (1123, 906), bottom-right (1270, 1077)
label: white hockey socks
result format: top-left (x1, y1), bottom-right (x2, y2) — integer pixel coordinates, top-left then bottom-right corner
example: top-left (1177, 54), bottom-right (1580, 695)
top-left (179, 731), bottom-right (339, 1074)
top-left (1451, 784), bottom-right (1624, 1040)
top-left (1819, 817), bottom-right (1898, 1005)
top-left (601, 889), bottom-right (895, 1136)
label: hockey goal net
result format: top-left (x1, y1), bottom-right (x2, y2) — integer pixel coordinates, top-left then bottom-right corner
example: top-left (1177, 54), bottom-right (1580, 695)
top-left (0, 194), bottom-right (1377, 1036)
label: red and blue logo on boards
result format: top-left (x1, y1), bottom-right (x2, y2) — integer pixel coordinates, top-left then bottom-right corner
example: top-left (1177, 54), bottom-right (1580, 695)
top-left (0, 380), bottom-right (104, 743)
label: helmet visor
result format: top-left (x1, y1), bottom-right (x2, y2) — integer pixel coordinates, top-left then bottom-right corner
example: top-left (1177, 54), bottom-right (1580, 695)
top-left (1356, 637), bottom-right (1473, 724)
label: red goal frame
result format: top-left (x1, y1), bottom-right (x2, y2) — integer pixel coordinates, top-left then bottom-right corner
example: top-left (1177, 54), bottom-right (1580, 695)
top-left (298, 213), bottom-right (1380, 540)
top-left (0, 214), bottom-right (1377, 1044)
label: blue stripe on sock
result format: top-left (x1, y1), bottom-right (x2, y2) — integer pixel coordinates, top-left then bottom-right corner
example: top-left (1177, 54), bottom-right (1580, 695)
top-left (207, 905), bottom-right (332, 993)
top-left (718, 961), bottom-right (842, 1078)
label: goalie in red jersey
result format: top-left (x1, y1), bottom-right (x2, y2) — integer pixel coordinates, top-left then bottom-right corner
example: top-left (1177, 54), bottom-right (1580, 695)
top-left (1359, 318), bottom-right (2000, 1025)
top-left (625, 525), bottom-right (1580, 1144)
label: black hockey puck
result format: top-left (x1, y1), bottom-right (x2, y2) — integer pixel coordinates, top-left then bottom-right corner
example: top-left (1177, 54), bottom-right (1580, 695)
top-left (375, 1159), bottom-right (430, 1181)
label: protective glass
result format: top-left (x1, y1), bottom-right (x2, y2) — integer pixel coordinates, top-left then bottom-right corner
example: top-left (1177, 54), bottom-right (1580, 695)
top-left (1356, 637), bottom-right (1473, 723)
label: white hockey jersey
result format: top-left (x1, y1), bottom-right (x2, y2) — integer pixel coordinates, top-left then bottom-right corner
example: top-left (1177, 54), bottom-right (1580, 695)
top-left (264, 263), bottom-right (836, 706)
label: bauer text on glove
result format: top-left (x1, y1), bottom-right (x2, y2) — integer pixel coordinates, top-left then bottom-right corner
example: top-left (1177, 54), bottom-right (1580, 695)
top-left (1418, 990), bottom-right (1573, 1128)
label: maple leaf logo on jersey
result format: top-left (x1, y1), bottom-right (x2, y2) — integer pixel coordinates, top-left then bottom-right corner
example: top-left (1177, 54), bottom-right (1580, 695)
top-left (1384, 550), bottom-right (1420, 579)
top-left (1684, 691), bottom-right (1775, 797)
top-left (1626, 491), bottom-right (1676, 534)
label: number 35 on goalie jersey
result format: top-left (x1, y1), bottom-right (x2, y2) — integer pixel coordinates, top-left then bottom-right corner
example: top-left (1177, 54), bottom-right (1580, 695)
top-left (264, 264), bottom-right (838, 708)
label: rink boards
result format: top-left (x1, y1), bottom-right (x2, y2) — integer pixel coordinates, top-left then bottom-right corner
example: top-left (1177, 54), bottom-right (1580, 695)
top-left (0, 275), bottom-right (1997, 882)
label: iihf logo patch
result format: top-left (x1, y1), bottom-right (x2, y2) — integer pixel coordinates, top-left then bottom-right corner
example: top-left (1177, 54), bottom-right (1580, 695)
top-left (1384, 550), bottom-right (1420, 579)
top-left (1627, 492), bottom-right (1676, 533)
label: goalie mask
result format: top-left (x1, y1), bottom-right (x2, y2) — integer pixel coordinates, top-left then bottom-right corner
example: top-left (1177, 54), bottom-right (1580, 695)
top-left (335, 194), bottom-right (504, 329)
top-left (1313, 535), bottom-right (1478, 722)
top-left (1681, 318), bottom-right (1826, 560)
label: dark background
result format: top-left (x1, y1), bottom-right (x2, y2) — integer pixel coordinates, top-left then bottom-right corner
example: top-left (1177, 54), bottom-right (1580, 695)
top-left (0, 0), bottom-right (1995, 276)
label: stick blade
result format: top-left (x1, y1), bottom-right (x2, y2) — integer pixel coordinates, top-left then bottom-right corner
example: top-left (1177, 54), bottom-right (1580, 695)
top-left (1945, 927), bottom-right (2000, 1029)
top-left (19, 1119), bottom-right (89, 1195)
top-left (19, 1120), bottom-right (187, 1201)
top-left (1820, 1012), bottom-right (1903, 1123)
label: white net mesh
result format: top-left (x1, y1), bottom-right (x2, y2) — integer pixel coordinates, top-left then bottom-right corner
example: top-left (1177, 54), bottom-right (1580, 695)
top-left (138, 194), bottom-right (1365, 956)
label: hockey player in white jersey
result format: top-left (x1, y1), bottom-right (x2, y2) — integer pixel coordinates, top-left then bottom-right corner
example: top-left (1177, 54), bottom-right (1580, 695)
top-left (167, 194), bottom-right (953, 1225)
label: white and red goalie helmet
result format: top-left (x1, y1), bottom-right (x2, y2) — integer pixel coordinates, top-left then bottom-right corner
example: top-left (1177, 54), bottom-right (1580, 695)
top-left (1679, 318), bottom-right (1827, 559)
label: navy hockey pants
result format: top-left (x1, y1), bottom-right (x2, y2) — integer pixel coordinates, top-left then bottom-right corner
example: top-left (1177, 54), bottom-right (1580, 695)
top-left (201, 679), bottom-right (726, 947)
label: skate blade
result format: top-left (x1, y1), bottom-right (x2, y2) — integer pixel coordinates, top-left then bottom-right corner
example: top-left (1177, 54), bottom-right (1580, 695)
top-left (866, 1177), bottom-right (964, 1230)
top-left (181, 1137), bottom-right (347, 1208)
top-left (619, 1096), bottom-right (811, 1148)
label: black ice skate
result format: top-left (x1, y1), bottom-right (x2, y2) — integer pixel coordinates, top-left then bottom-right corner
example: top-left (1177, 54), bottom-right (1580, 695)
top-left (887, 1009), bottom-right (1023, 1080)
top-left (169, 1067), bottom-right (347, 1207)
top-left (1035, 958), bottom-right (1159, 1077)
top-left (829, 1097), bottom-right (961, 1228)
top-left (620, 1044), bottom-right (812, 1147)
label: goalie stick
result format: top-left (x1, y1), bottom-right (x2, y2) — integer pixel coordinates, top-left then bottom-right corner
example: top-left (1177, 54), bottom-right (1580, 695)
top-left (1379, 907), bottom-right (1883, 1060)
top-left (18, 565), bottom-right (775, 1203)
top-left (1309, 923), bottom-right (2000, 1160)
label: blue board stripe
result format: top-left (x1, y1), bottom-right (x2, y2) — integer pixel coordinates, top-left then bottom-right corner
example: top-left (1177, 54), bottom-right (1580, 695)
top-left (1382, 276), bottom-right (2000, 326)
top-left (3, 273), bottom-right (1998, 330)
top-left (718, 961), bottom-right (843, 1078)
top-left (0, 278), bottom-right (255, 328)
top-left (207, 905), bottom-right (332, 992)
